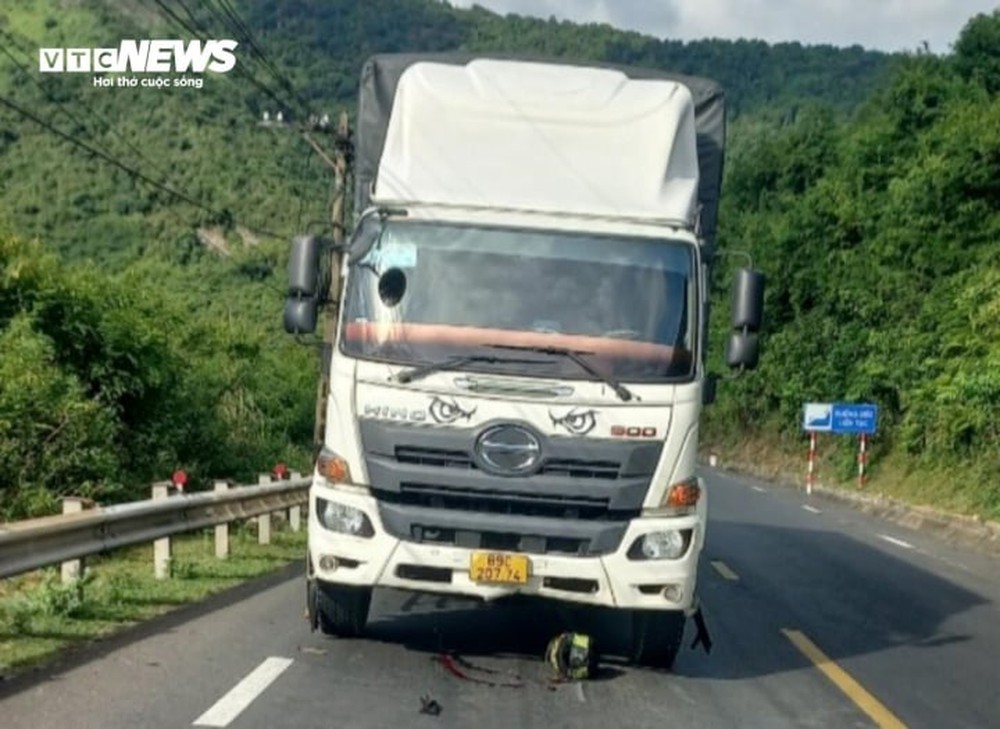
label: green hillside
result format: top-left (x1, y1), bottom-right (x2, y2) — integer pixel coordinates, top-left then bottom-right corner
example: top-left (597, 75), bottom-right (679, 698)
top-left (1, 0), bottom-right (995, 520)
top-left (0, 0), bottom-right (892, 265)
top-left (705, 12), bottom-right (1000, 514)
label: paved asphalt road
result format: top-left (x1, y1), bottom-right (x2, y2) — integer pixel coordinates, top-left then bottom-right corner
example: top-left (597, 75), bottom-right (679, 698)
top-left (2, 467), bottom-right (999, 729)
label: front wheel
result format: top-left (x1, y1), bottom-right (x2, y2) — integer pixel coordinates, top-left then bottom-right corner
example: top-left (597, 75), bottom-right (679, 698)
top-left (309, 580), bottom-right (372, 637)
top-left (630, 610), bottom-right (686, 670)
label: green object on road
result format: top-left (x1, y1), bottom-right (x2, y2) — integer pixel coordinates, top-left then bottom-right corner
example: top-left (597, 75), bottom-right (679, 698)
top-left (546, 632), bottom-right (598, 681)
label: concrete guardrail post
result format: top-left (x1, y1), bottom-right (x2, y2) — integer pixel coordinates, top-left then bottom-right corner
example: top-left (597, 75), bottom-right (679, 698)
top-left (60, 497), bottom-right (88, 584)
top-left (289, 471), bottom-right (303, 532)
top-left (214, 480), bottom-right (230, 558)
top-left (257, 474), bottom-right (272, 544)
top-left (152, 482), bottom-right (172, 579)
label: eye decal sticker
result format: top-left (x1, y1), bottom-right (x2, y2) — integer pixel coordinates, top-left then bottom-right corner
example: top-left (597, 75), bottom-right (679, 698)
top-left (549, 408), bottom-right (597, 436)
top-left (428, 396), bottom-right (477, 424)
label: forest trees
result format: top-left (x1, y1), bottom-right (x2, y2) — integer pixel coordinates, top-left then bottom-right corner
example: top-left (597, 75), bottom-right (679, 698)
top-left (705, 11), bottom-right (1000, 513)
top-left (1, 1), bottom-right (996, 517)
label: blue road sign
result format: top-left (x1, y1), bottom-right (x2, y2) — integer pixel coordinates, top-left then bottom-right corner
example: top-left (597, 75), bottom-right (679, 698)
top-left (831, 403), bottom-right (878, 435)
top-left (804, 402), bottom-right (878, 434)
top-left (803, 403), bottom-right (833, 432)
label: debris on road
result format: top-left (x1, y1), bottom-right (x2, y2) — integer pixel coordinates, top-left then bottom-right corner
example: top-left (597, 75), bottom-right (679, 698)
top-left (434, 653), bottom-right (525, 688)
top-left (690, 605), bottom-right (713, 655)
top-left (545, 632), bottom-right (598, 682)
top-left (299, 646), bottom-right (328, 655)
top-left (419, 695), bottom-right (442, 716)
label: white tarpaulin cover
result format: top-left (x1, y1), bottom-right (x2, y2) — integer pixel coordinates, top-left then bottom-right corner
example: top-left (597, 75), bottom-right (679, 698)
top-left (373, 59), bottom-right (699, 226)
top-left (355, 53), bottom-right (726, 252)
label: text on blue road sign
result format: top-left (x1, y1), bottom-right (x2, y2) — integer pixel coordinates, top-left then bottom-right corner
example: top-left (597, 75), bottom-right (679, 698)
top-left (803, 402), bottom-right (878, 435)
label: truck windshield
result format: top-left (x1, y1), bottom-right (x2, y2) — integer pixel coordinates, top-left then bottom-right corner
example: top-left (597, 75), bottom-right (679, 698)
top-left (340, 221), bottom-right (696, 382)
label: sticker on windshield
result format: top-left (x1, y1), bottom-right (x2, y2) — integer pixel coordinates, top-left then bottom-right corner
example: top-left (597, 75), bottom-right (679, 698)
top-left (379, 241), bottom-right (417, 269)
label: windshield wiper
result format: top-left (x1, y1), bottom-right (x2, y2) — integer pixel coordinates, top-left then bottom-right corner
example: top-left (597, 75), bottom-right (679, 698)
top-left (396, 354), bottom-right (550, 384)
top-left (485, 344), bottom-right (634, 402)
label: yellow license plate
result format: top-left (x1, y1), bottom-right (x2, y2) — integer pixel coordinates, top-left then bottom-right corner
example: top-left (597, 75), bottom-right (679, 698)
top-left (469, 552), bottom-right (530, 585)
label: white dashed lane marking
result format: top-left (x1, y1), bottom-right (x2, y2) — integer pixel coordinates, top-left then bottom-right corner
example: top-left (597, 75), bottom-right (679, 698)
top-left (711, 560), bottom-right (740, 581)
top-left (193, 657), bottom-right (294, 727)
top-left (802, 505), bottom-right (822, 514)
top-left (878, 535), bottom-right (915, 550)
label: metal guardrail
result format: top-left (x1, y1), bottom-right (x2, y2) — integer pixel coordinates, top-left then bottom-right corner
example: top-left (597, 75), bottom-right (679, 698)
top-left (0, 476), bottom-right (310, 580)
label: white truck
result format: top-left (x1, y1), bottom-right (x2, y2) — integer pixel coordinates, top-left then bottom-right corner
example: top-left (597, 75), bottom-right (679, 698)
top-left (284, 53), bottom-right (764, 668)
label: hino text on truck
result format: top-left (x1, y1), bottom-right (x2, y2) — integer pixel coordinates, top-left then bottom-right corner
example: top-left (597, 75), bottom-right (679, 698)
top-left (283, 53), bottom-right (765, 668)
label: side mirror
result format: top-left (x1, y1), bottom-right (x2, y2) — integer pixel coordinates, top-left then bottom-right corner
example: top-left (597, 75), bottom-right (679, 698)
top-left (288, 235), bottom-right (324, 297)
top-left (731, 268), bottom-right (765, 332)
top-left (725, 332), bottom-right (759, 369)
top-left (284, 235), bottom-right (326, 335)
top-left (727, 268), bottom-right (765, 371)
top-left (284, 298), bottom-right (318, 334)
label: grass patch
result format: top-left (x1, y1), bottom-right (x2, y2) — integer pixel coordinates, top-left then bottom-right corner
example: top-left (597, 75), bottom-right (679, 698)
top-left (0, 522), bottom-right (306, 676)
top-left (701, 428), bottom-right (1000, 522)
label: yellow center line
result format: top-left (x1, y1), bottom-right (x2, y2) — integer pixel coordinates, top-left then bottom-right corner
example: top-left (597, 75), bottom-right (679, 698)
top-left (710, 560), bottom-right (739, 581)
top-left (782, 629), bottom-right (908, 729)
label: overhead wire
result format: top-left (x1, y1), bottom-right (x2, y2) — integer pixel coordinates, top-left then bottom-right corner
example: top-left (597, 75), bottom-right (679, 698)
top-left (149, 0), bottom-right (297, 116)
top-left (23, 0), bottom-right (342, 250)
top-left (160, 0), bottom-right (342, 238)
top-left (0, 30), bottom-right (179, 192)
top-left (140, 0), bottom-right (340, 289)
top-left (0, 16), bottom-right (303, 245)
top-left (209, 0), bottom-right (315, 118)
top-left (0, 92), bottom-right (289, 241)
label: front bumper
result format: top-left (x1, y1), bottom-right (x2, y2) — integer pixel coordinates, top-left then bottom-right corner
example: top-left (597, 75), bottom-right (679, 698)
top-left (308, 482), bottom-right (703, 611)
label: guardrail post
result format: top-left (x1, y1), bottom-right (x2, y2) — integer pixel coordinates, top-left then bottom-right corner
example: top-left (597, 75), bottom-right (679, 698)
top-left (60, 497), bottom-right (87, 584)
top-left (257, 474), bottom-right (272, 544)
top-left (214, 480), bottom-right (230, 558)
top-left (152, 482), bottom-right (172, 579)
top-left (288, 471), bottom-right (303, 532)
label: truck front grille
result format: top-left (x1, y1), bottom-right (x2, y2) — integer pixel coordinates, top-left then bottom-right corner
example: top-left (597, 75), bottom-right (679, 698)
top-left (394, 446), bottom-right (621, 480)
top-left (377, 482), bottom-right (623, 521)
top-left (362, 419), bottom-right (661, 557)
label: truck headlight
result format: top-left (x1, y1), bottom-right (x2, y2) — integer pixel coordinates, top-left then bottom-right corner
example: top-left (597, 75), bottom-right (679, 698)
top-left (628, 529), bottom-right (691, 560)
top-left (316, 498), bottom-right (374, 537)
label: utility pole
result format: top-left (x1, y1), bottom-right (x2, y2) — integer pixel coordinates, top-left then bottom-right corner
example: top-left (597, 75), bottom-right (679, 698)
top-left (300, 111), bottom-right (353, 454)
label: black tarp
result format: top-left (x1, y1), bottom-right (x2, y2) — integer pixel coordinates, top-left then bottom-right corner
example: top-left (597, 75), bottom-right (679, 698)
top-left (355, 53), bottom-right (726, 255)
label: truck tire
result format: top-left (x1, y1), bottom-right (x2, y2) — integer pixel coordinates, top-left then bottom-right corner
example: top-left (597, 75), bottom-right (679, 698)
top-left (630, 610), bottom-right (686, 670)
top-left (313, 580), bottom-right (372, 638)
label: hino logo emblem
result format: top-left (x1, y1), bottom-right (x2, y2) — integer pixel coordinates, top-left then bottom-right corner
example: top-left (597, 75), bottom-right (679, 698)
top-left (475, 425), bottom-right (542, 475)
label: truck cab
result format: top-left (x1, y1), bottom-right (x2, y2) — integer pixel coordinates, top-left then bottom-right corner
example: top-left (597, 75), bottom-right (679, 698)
top-left (285, 54), bottom-right (764, 668)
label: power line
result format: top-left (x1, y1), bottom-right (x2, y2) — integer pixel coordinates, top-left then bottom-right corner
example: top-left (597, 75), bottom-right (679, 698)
top-left (140, 0), bottom-right (347, 244)
top-left (207, 0), bottom-right (315, 118)
top-left (0, 32), bottom-right (180, 190)
top-left (0, 29), bottom-right (303, 247)
top-left (143, 0), bottom-right (345, 234)
top-left (148, 0), bottom-right (298, 116)
top-left (159, 0), bottom-right (320, 124)
top-left (0, 93), bottom-right (288, 241)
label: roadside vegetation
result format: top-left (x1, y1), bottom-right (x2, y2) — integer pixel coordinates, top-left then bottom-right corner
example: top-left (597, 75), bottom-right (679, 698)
top-left (704, 11), bottom-right (1000, 519)
top-left (0, 1), bottom-right (996, 522)
top-left (0, 524), bottom-right (306, 676)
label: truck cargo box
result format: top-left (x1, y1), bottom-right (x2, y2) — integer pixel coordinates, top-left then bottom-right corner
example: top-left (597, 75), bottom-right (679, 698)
top-left (355, 53), bottom-right (725, 252)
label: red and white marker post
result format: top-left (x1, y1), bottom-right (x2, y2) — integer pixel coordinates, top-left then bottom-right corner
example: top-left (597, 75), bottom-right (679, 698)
top-left (857, 433), bottom-right (869, 488)
top-left (806, 431), bottom-right (818, 495)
